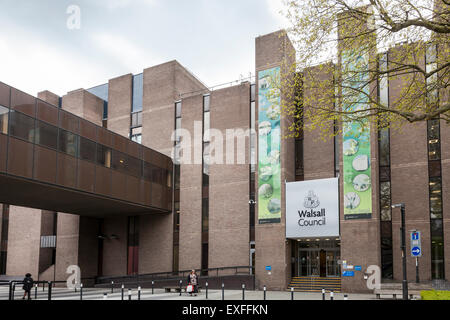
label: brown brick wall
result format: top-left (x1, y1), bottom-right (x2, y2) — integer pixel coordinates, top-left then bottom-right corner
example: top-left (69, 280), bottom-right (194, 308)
top-left (101, 216), bottom-right (127, 277)
top-left (6, 206), bottom-right (41, 277)
top-left (178, 94), bottom-right (203, 271)
top-left (209, 84), bottom-right (250, 270)
top-left (108, 74), bottom-right (132, 138)
top-left (255, 30), bottom-right (296, 290)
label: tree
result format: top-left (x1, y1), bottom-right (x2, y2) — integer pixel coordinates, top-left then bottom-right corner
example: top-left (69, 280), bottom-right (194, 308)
top-left (279, 0), bottom-right (449, 138)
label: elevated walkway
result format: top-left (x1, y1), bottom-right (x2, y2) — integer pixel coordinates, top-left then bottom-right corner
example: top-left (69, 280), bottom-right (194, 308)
top-left (0, 81), bottom-right (172, 217)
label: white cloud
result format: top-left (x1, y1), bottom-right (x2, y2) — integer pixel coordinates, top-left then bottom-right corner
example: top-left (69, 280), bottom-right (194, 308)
top-left (90, 33), bottom-right (163, 73)
top-left (266, 0), bottom-right (289, 28)
top-left (0, 26), bottom-right (109, 96)
top-left (101, 0), bottom-right (157, 10)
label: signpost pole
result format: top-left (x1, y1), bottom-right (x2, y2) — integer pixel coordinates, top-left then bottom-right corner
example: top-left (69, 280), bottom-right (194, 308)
top-left (416, 257), bottom-right (419, 284)
top-left (400, 205), bottom-right (408, 300)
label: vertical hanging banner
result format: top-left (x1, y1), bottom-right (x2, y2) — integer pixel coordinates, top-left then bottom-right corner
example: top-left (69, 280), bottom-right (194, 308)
top-left (258, 66), bottom-right (281, 224)
top-left (342, 51), bottom-right (372, 220)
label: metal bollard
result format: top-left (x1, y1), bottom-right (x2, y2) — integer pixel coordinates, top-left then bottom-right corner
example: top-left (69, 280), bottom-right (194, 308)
top-left (242, 284), bottom-right (245, 301)
top-left (111, 281), bottom-right (114, 294)
top-left (48, 282), bottom-right (52, 301)
top-left (263, 285), bottom-right (267, 301)
top-left (179, 280), bottom-right (182, 296)
top-left (330, 290), bottom-right (334, 301)
top-left (80, 284), bottom-right (83, 301)
top-left (12, 283), bottom-right (15, 301)
top-left (291, 287), bottom-right (294, 301)
top-left (344, 294), bottom-right (348, 301)
top-left (75, 281), bottom-right (77, 293)
top-left (322, 288), bottom-right (325, 301)
top-left (8, 281), bottom-right (12, 301)
top-left (221, 283), bottom-right (225, 301)
top-left (121, 284), bottom-right (124, 301)
top-left (128, 289), bottom-right (132, 301)
top-left (138, 286), bottom-right (141, 300)
top-left (103, 293), bottom-right (108, 300)
top-left (152, 281), bottom-right (154, 295)
top-left (205, 282), bottom-right (208, 300)
top-left (35, 284), bottom-right (38, 300)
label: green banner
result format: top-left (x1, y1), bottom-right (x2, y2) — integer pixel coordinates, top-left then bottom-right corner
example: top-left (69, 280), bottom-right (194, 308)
top-left (258, 67), bottom-right (281, 224)
top-left (342, 52), bottom-right (372, 220)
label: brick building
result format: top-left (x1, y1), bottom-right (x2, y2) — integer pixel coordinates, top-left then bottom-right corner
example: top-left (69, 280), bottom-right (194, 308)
top-left (0, 23), bottom-right (448, 293)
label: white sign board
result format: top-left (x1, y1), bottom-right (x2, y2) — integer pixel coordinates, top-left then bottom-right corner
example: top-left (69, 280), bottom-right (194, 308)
top-left (286, 178), bottom-right (340, 238)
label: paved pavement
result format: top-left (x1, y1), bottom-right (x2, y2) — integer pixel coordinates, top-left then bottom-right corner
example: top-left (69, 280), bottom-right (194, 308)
top-left (0, 286), bottom-right (378, 300)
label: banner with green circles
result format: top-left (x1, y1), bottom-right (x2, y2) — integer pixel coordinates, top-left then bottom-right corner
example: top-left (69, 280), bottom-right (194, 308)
top-left (342, 51), bottom-right (372, 220)
top-left (258, 67), bottom-right (282, 224)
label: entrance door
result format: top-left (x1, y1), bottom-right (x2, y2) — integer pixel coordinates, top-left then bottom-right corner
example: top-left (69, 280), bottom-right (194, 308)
top-left (319, 250), bottom-right (326, 277)
top-left (325, 250), bottom-right (340, 277)
top-left (297, 239), bottom-right (341, 278)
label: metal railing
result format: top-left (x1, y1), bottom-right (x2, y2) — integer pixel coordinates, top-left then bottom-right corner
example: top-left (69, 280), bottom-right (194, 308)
top-left (96, 266), bottom-right (253, 286)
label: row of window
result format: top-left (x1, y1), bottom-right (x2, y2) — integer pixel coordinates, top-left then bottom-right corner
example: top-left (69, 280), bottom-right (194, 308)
top-left (378, 52), bottom-right (394, 280)
top-left (426, 44), bottom-right (444, 280)
top-left (1, 109), bottom-right (170, 186)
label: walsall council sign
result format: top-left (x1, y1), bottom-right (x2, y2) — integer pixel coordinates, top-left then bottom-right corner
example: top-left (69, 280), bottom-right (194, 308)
top-left (286, 178), bottom-right (340, 238)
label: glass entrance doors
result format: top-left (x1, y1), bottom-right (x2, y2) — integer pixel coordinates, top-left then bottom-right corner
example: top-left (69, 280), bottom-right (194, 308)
top-left (297, 239), bottom-right (340, 277)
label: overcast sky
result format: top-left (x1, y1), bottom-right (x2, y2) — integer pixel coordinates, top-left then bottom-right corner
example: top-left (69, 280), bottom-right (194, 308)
top-left (0, 0), bottom-right (288, 97)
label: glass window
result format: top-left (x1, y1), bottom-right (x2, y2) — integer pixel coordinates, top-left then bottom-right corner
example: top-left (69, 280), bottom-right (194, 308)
top-left (112, 150), bottom-right (128, 173)
top-left (127, 156), bottom-right (142, 178)
top-left (131, 134), bottom-right (142, 144)
top-left (203, 95), bottom-right (210, 112)
top-left (0, 106), bottom-right (8, 135)
top-left (58, 129), bottom-right (78, 157)
top-left (35, 120), bottom-right (58, 150)
top-left (131, 112), bottom-right (142, 128)
top-left (430, 219), bottom-right (444, 279)
top-left (427, 119), bottom-right (441, 161)
top-left (426, 44), bottom-right (437, 64)
top-left (174, 165), bottom-right (180, 190)
top-left (175, 102), bottom-right (182, 118)
top-left (9, 111), bottom-right (35, 143)
top-left (295, 139), bottom-right (304, 174)
top-left (202, 198), bottom-right (209, 232)
top-left (380, 182), bottom-right (392, 221)
top-left (429, 177), bottom-right (443, 219)
top-left (251, 84), bottom-right (256, 102)
top-left (97, 144), bottom-right (112, 168)
top-left (203, 111), bottom-right (210, 142)
top-left (132, 73), bottom-right (143, 113)
top-left (143, 162), bottom-right (153, 181)
top-left (79, 137), bottom-right (96, 162)
top-left (152, 166), bottom-right (163, 184)
top-left (429, 160), bottom-right (441, 178)
top-left (379, 128), bottom-right (390, 166)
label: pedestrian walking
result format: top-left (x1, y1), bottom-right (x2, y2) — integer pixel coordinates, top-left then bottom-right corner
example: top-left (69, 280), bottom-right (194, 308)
top-left (22, 273), bottom-right (34, 300)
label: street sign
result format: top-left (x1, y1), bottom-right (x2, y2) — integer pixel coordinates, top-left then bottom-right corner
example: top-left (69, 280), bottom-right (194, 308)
top-left (412, 247), bottom-right (421, 257)
top-left (410, 231), bottom-right (422, 257)
top-left (342, 271), bottom-right (355, 277)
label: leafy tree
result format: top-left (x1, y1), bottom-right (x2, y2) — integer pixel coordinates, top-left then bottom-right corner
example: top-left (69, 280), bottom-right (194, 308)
top-left (279, 0), bottom-right (449, 138)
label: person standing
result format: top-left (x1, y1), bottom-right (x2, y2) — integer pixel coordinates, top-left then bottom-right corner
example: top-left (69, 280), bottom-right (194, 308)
top-left (187, 270), bottom-right (199, 296)
top-left (22, 273), bottom-right (34, 300)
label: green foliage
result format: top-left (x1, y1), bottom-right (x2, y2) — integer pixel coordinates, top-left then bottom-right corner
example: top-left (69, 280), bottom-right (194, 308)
top-left (421, 290), bottom-right (450, 300)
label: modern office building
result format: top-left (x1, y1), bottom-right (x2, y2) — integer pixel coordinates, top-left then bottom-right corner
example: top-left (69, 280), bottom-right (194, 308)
top-left (0, 13), bottom-right (448, 293)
